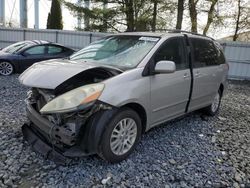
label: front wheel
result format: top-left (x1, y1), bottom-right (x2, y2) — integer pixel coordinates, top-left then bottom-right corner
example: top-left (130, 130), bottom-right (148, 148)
top-left (203, 90), bottom-right (222, 116)
top-left (0, 61), bottom-right (14, 76)
top-left (98, 108), bottom-right (142, 163)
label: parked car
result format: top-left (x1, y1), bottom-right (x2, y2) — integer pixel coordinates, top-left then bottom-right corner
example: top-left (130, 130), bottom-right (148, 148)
top-left (19, 31), bottom-right (228, 164)
top-left (0, 40), bottom-right (75, 76)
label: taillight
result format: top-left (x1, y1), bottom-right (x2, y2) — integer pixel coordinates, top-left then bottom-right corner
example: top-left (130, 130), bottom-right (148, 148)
top-left (225, 63), bottom-right (229, 70)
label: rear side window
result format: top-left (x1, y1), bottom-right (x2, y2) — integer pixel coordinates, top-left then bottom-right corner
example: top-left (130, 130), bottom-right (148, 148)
top-left (24, 46), bottom-right (46, 55)
top-left (190, 38), bottom-right (219, 68)
top-left (48, 45), bottom-right (63, 54)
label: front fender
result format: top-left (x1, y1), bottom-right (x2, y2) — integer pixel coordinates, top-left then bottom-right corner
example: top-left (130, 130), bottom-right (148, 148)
top-left (79, 108), bottom-right (118, 154)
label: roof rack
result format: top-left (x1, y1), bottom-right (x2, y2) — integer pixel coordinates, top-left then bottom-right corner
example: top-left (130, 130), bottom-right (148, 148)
top-left (157, 29), bottom-right (215, 40)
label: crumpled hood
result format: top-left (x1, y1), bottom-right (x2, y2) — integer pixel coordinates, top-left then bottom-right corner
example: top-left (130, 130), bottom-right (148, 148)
top-left (19, 59), bottom-right (117, 89)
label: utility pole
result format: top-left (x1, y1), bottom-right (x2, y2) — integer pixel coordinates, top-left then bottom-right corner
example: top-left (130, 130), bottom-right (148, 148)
top-left (34, 0), bottom-right (39, 29)
top-left (20, 0), bottom-right (28, 28)
top-left (0, 0), bottom-right (5, 26)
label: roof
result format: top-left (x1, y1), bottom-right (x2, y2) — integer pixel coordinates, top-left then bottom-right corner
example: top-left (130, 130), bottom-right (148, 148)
top-left (110, 30), bottom-right (215, 40)
top-left (27, 40), bottom-right (49, 45)
top-left (112, 32), bottom-right (165, 37)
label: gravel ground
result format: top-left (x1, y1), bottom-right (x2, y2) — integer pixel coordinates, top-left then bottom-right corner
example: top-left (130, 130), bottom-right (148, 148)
top-left (0, 75), bottom-right (249, 188)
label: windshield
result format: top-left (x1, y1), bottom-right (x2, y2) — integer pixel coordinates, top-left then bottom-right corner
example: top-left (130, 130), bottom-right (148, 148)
top-left (70, 35), bottom-right (159, 69)
top-left (2, 41), bottom-right (34, 54)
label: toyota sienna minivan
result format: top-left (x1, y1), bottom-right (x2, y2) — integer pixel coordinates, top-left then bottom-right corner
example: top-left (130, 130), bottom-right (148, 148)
top-left (19, 31), bottom-right (228, 163)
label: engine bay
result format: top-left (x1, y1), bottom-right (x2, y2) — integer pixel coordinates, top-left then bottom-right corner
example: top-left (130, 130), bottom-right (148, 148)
top-left (54, 67), bottom-right (122, 95)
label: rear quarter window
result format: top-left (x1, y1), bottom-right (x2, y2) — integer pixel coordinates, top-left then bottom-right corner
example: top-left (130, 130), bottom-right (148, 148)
top-left (190, 38), bottom-right (221, 67)
top-left (214, 42), bottom-right (226, 65)
top-left (48, 45), bottom-right (63, 54)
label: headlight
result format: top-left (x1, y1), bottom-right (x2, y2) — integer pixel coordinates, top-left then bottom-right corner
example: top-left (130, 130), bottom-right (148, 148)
top-left (40, 83), bottom-right (104, 114)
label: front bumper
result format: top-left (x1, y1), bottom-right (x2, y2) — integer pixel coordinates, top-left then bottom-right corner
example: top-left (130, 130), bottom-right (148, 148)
top-left (26, 102), bottom-right (77, 146)
top-left (23, 101), bottom-right (91, 164)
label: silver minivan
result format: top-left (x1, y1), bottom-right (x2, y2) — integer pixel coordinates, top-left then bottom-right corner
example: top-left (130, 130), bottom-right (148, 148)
top-left (19, 31), bottom-right (228, 163)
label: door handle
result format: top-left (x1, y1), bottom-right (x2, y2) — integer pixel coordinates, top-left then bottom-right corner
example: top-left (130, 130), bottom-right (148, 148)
top-left (194, 72), bottom-right (200, 77)
top-left (183, 73), bottom-right (189, 79)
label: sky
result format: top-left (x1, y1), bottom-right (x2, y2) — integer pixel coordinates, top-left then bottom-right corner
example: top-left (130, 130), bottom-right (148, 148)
top-left (4, 0), bottom-right (76, 30)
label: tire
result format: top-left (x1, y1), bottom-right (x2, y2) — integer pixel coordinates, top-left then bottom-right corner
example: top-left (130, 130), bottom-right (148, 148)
top-left (0, 61), bottom-right (14, 76)
top-left (202, 90), bottom-right (222, 116)
top-left (98, 108), bottom-right (142, 163)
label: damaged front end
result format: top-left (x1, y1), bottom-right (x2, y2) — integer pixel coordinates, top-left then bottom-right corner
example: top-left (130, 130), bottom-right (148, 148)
top-left (20, 61), bottom-right (122, 164)
top-left (23, 87), bottom-right (115, 164)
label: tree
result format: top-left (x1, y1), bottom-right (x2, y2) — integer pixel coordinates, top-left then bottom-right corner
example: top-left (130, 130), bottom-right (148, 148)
top-left (84, 0), bottom-right (90, 31)
top-left (176, 0), bottom-right (184, 30)
top-left (46, 13), bottom-right (51, 29)
top-left (47, 0), bottom-right (63, 29)
top-left (211, 0), bottom-right (250, 41)
top-left (188, 0), bottom-right (198, 33)
top-left (151, 0), bottom-right (158, 31)
top-left (64, 0), bottom-right (237, 35)
top-left (63, 0), bottom-right (176, 32)
top-left (63, 0), bottom-right (119, 31)
top-left (187, 0), bottom-right (221, 35)
top-left (102, 0), bottom-right (108, 32)
top-left (203, 0), bottom-right (218, 35)
top-left (124, 0), bottom-right (135, 31)
top-left (233, 0), bottom-right (242, 41)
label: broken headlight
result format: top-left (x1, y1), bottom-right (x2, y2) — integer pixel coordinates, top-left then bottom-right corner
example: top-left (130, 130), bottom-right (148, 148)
top-left (40, 83), bottom-right (105, 114)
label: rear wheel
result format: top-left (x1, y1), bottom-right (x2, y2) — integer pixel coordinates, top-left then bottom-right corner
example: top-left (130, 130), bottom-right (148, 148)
top-left (0, 61), bottom-right (14, 76)
top-left (98, 108), bottom-right (142, 163)
top-left (203, 90), bottom-right (222, 116)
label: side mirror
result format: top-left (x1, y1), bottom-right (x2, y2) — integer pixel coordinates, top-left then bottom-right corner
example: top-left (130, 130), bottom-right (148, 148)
top-left (154, 60), bottom-right (176, 74)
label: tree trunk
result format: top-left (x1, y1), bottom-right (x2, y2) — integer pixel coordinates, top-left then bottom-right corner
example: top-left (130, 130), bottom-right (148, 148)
top-left (103, 0), bottom-right (108, 32)
top-left (176, 0), bottom-right (184, 30)
top-left (125, 0), bottom-right (134, 31)
top-left (84, 0), bottom-right (90, 31)
top-left (233, 0), bottom-right (241, 41)
top-left (188, 0), bottom-right (198, 33)
top-left (203, 0), bottom-right (218, 35)
top-left (152, 0), bottom-right (158, 32)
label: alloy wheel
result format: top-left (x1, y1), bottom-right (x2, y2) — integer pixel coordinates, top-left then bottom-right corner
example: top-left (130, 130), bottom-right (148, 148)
top-left (0, 62), bottom-right (13, 76)
top-left (211, 92), bottom-right (220, 113)
top-left (110, 118), bottom-right (137, 156)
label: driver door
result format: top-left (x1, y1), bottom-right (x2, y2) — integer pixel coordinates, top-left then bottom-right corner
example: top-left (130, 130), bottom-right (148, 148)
top-left (150, 37), bottom-right (191, 126)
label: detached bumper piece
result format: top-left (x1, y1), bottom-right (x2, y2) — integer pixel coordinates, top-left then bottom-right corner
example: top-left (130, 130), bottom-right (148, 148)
top-left (22, 124), bottom-right (71, 165)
